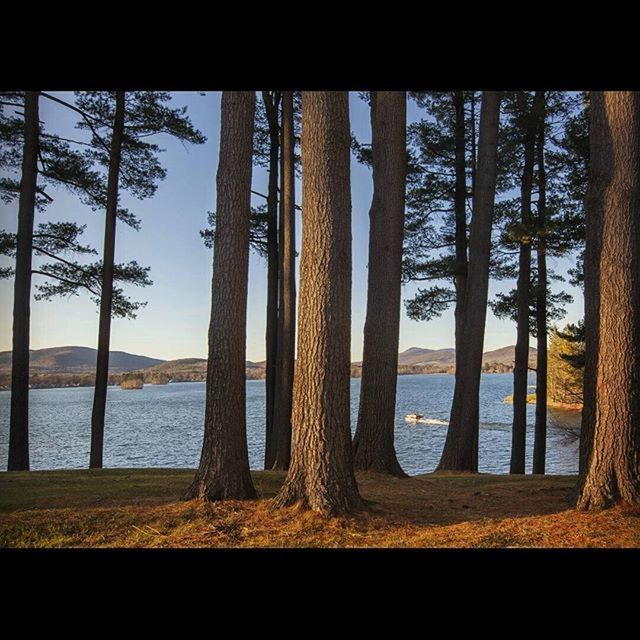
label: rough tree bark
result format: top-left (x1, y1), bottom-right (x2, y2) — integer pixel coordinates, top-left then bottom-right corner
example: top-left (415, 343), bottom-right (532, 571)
top-left (273, 92), bottom-right (364, 516)
top-left (263, 91), bottom-right (281, 469)
top-left (8, 91), bottom-right (39, 471)
top-left (185, 91), bottom-right (257, 501)
top-left (578, 96), bottom-right (601, 482)
top-left (437, 91), bottom-right (501, 472)
top-left (533, 91), bottom-right (548, 475)
top-left (89, 91), bottom-right (125, 469)
top-left (353, 91), bottom-right (407, 476)
top-left (271, 90), bottom-right (296, 470)
top-left (510, 92), bottom-right (537, 475)
top-left (576, 91), bottom-right (640, 510)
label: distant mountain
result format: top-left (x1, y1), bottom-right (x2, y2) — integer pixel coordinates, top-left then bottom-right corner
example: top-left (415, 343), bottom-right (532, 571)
top-left (0, 346), bottom-right (165, 374)
top-left (482, 345), bottom-right (537, 367)
top-left (0, 344), bottom-right (538, 389)
top-left (397, 347), bottom-right (456, 367)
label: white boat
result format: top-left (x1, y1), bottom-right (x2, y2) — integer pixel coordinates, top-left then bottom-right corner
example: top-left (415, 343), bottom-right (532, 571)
top-left (405, 414), bottom-right (449, 426)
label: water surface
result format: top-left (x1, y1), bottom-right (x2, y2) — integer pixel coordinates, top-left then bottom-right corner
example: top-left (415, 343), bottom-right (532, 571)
top-left (0, 373), bottom-right (579, 474)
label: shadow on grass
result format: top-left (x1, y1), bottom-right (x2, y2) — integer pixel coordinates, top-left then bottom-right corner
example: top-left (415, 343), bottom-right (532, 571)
top-left (0, 468), bottom-right (576, 528)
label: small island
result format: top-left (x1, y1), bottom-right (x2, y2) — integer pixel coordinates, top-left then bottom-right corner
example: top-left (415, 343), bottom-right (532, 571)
top-left (120, 377), bottom-right (144, 390)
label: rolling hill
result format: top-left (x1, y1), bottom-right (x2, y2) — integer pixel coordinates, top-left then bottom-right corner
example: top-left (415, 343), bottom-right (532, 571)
top-left (0, 346), bottom-right (164, 374)
top-left (0, 344), bottom-right (538, 389)
top-left (397, 347), bottom-right (456, 367)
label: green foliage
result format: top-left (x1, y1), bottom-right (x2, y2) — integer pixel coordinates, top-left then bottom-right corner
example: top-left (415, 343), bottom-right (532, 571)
top-left (34, 259), bottom-right (152, 319)
top-left (490, 91), bottom-right (588, 326)
top-left (1, 92), bottom-right (109, 217)
top-left (404, 286), bottom-right (456, 322)
top-left (1, 91), bottom-right (205, 320)
top-left (200, 206), bottom-right (269, 258)
top-left (74, 91), bottom-right (205, 207)
top-left (489, 276), bottom-right (573, 338)
top-left (0, 222), bottom-right (151, 319)
top-left (401, 92), bottom-right (479, 318)
top-left (548, 321), bottom-right (585, 405)
top-left (203, 91), bottom-right (301, 258)
top-left (555, 320), bottom-right (586, 369)
top-left (253, 91), bottom-right (301, 174)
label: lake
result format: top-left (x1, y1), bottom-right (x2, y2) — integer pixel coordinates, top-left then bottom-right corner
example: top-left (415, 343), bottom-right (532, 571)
top-left (0, 373), bottom-right (580, 474)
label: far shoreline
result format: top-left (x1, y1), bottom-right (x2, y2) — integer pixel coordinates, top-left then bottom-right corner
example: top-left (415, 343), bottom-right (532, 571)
top-left (0, 368), bottom-right (529, 392)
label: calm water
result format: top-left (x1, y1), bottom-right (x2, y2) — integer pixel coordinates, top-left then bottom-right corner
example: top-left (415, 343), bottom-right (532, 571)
top-left (0, 374), bottom-right (579, 474)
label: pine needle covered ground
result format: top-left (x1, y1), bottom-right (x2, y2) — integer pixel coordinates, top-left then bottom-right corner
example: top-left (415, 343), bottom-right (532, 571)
top-left (1, 469), bottom-right (638, 548)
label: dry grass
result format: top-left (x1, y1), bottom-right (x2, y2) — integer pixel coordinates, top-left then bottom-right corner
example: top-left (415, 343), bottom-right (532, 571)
top-left (0, 469), bottom-right (637, 548)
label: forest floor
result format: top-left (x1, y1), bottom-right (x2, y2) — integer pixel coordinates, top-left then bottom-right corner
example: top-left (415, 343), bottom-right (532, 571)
top-left (1, 469), bottom-right (638, 548)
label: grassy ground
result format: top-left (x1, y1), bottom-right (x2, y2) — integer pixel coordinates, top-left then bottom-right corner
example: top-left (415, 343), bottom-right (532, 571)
top-left (1, 469), bottom-right (638, 548)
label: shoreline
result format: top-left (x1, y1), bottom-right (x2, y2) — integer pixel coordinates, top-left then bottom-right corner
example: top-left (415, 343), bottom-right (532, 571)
top-left (503, 393), bottom-right (583, 413)
top-left (0, 369), bottom-right (526, 392)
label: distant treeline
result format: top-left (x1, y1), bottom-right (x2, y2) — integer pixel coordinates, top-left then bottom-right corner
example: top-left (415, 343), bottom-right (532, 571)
top-left (0, 366), bottom-right (265, 390)
top-left (1, 360), bottom-right (524, 391)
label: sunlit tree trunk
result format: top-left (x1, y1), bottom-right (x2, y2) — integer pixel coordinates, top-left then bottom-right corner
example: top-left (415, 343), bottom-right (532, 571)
top-left (185, 91), bottom-right (257, 501)
top-left (577, 91), bottom-right (640, 510)
top-left (273, 92), bottom-right (364, 515)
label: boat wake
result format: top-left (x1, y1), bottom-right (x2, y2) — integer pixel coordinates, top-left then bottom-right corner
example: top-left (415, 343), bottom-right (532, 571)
top-left (405, 415), bottom-right (449, 426)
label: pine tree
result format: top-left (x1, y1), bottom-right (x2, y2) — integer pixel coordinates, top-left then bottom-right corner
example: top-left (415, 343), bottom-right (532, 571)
top-left (1, 92), bottom-right (152, 469)
top-left (273, 92), bottom-right (364, 516)
top-left (271, 91), bottom-right (296, 470)
top-left (72, 91), bottom-right (205, 468)
top-left (490, 91), bottom-right (586, 473)
top-left (6, 92), bottom-right (38, 471)
top-left (436, 91), bottom-right (502, 472)
top-left (577, 91), bottom-right (640, 510)
top-left (353, 91), bottom-right (407, 476)
top-left (260, 91), bottom-right (281, 469)
top-left (185, 91), bottom-right (257, 501)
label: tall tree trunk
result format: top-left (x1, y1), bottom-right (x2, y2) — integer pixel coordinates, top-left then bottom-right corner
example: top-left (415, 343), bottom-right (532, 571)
top-left (89, 91), bottom-right (125, 470)
top-left (273, 92), bottom-right (364, 516)
top-left (8, 91), bottom-right (39, 471)
top-left (437, 91), bottom-right (501, 472)
top-left (263, 91), bottom-right (281, 469)
top-left (185, 91), bottom-right (257, 501)
top-left (533, 91), bottom-right (548, 475)
top-left (453, 91), bottom-right (468, 384)
top-left (510, 93), bottom-right (537, 475)
top-left (578, 96), bottom-right (600, 482)
top-left (577, 91), bottom-right (640, 510)
top-left (353, 91), bottom-right (407, 476)
top-left (271, 91), bottom-right (296, 470)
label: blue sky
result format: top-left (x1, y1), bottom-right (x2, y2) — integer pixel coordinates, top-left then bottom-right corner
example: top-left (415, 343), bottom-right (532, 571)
top-left (0, 92), bottom-right (584, 362)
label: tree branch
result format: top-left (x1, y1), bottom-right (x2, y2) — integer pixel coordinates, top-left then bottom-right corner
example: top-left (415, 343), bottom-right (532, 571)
top-left (31, 270), bottom-right (99, 298)
top-left (32, 247), bottom-right (101, 289)
top-left (40, 92), bottom-right (112, 155)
